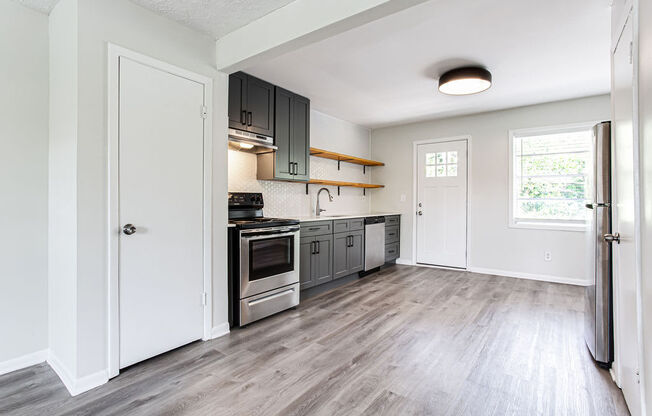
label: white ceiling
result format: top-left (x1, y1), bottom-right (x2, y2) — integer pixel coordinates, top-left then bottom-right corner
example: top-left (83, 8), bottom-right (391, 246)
top-left (14, 0), bottom-right (297, 39)
top-left (245, 0), bottom-right (612, 128)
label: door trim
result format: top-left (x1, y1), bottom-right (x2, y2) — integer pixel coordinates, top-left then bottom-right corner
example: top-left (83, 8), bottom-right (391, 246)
top-left (107, 44), bottom-right (213, 378)
top-left (412, 136), bottom-right (472, 268)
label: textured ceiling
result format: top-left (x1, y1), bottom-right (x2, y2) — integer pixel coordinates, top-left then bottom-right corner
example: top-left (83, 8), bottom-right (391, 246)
top-left (14, 0), bottom-right (297, 39)
top-left (246, 0), bottom-right (612, 128)
top-left (14, 0), bottom-right (58, 14)
top-left (129, 0), bottom-right (297, 38)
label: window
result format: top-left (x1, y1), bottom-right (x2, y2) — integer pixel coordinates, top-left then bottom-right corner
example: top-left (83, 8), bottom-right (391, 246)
top-left (510, 124), bottom-right (594, 231)
top-left (426, 151), bottom-right (458, 177)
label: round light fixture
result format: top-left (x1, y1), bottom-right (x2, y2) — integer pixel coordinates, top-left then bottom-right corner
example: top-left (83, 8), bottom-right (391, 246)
top-left (438, 67), bottom-right (492, 95)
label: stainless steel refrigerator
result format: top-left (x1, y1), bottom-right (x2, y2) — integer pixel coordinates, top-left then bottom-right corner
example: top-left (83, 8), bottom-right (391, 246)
top-left (584, 121), bottom-right (614, 368)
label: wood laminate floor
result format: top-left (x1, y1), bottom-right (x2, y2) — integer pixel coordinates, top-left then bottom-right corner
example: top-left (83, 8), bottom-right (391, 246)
top-left (0, 265), bottom-right (629, 415)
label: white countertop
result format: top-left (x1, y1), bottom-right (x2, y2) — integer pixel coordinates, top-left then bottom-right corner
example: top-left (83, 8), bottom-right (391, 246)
top-left (292, 212), bottom-right (401, 222)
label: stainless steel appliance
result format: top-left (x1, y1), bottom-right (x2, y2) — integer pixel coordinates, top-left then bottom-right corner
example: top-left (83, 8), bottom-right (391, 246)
top-left (584, 121), bottom-right (614, 367)
top-left (364, 216), bottom-right (385, 271)
top-left (228, 192), bottom-right (299, 326)
top-left (228, 128), bottom-right (277, 154)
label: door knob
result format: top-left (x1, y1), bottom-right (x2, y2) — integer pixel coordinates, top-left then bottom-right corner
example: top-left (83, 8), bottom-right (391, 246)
top-left (417, 210), bottom-right (423, 216)
top-left (123, 224), bottom-right (137, 235)
top-left (604, 232), bottom-right (620, 244)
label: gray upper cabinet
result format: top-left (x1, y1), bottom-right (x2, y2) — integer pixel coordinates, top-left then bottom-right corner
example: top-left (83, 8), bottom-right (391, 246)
top-left (228, 72), bottom-right (274, 137)
top-left (258, 86), bottom-right (310, 182)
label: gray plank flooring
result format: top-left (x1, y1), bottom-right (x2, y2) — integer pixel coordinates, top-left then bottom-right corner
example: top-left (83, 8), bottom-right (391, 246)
top-left (0, 265), bottom-right (630, 415)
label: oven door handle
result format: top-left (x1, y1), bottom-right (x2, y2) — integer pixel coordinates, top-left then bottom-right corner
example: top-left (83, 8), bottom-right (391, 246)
top-left (240, 227), bottom-right (300, 239)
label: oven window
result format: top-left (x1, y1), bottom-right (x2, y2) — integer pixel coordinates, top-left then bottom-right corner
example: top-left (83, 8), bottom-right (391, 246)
top-left (248, 236), bottom-right (294, 281)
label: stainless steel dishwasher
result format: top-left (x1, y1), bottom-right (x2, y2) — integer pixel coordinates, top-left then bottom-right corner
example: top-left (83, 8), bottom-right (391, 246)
top-left (364, 216), bottom-right (386, 271)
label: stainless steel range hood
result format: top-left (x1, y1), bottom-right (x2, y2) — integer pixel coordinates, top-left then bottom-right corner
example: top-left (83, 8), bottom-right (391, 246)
top-left (228, 128), bottom-right (277, 154)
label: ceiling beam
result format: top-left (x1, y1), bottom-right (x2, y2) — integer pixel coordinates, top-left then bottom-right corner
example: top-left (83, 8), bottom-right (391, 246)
top-left (215, 0), bottom-right (429, 73)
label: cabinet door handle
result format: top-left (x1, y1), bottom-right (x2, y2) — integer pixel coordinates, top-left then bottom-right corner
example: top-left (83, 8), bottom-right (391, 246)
top-left (293, 162), bottom-right (298, 175)
top-left (241, 110), bottom-right (246, 125)
top-left (316, 240), bottom-right (320, 254)
top-left (247, 112), bottom-right (252, 126)
top-left (310, 241), bottom-right (315, 254)
top-left (289, 161), bottom-right (293, 175)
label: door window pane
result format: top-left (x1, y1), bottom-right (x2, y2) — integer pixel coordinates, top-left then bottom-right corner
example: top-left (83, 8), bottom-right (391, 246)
top-left (436, 165), bottom-right (446, 177)
top-left (426, 166), bottom-right (437, 177)
top-left (447, 164), bottom-right (458, 177)
top-left (436, 152), bottom-right (446, 164)
top-left (425, 153), bottom-right (437, 165)
top-left (447, 151), bottom-right (458, 164)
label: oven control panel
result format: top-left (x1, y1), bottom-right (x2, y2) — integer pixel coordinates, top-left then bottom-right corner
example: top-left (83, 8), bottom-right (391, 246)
top-left (228, 192), bottom-right (264, 209)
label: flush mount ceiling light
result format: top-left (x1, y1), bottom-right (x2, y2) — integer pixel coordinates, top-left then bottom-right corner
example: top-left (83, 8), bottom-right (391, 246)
top-left (438, 67), bottom-right (492, 95)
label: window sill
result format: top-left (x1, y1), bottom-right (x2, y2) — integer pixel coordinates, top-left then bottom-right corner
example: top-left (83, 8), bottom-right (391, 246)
top-left (509, 221), bottom-right (587, 232)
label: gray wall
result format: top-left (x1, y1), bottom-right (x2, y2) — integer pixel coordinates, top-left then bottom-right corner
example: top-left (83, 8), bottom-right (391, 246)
top-left (0, 1), bottom-right (49, 365)
top-left (370, 95), bottom-right (610, 283)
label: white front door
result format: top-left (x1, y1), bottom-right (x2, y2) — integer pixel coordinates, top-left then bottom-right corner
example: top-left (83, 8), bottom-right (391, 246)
top-left (416, 140), bottom-right (468, 268)
top-left (118, 57), bottom-right (205, 369)
top-left (612, 16), bottom-right (642, 416)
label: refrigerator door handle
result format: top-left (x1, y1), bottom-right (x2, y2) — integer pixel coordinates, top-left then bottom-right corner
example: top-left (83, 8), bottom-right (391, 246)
top-left (604, 233), bottom-right (621, 244)
top-left (585, 202), bottom-right (611, 209)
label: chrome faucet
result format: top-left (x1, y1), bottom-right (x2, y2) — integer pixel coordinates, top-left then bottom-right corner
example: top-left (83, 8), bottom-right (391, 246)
top-left (316, 187), bottom-right (333, 216)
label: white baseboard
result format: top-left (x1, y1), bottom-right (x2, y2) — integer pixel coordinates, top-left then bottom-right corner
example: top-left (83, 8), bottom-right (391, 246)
top-left (395, 258), bottom-right (414, 265)
top-left (47, 352), bottom-right (108, 396)
top-left (210, 322), bottom-right (230, 339)
top-left (0, 349), bottom-right (48, 376)
top-left (468, 267), bottom-right (589, 286)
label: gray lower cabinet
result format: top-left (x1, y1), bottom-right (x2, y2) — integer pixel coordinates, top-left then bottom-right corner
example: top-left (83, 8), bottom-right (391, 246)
top-left (299, 234), bottom-right (333, 290)
top-left (333, 230), bottom-right (364, 280)
top-left (385, 216), bottom-right (400, 263)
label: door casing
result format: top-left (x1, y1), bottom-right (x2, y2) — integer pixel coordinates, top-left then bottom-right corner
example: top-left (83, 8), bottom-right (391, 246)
top-left (107, 44), bottom-right (213, 378)
top-left (411, 136), bottom-right (472, 268)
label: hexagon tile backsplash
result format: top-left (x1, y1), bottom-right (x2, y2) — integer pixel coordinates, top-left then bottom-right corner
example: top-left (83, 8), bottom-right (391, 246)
top-left (228, 150), bottom-right (371, 218)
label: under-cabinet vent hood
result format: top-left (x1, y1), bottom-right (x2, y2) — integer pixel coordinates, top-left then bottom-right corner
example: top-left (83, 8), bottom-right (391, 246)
top-left (228, 128), bottom-right (277, 154)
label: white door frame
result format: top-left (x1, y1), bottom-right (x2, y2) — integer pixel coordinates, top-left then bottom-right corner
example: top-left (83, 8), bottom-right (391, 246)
top-left (107, 44), bottom-right (213, 378)
top-left (412, 136), bottom-right (472, 269)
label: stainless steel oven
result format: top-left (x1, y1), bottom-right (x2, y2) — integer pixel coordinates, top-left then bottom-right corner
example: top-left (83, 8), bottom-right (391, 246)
top-left (239, 226), bottom-right (300, 298)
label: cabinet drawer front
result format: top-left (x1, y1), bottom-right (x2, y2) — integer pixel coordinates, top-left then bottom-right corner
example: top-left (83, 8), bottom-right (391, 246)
top-left (301, 221), bottom-right (332, 237)
top-left (385, 225), bottom-right (399, 244)
top-left (385, 242), bottom-right (399, 262)
top-left (333, 220), bottom-right (349, 234)
top-left (385, 215), bottom-right (400, 226)
top-left (348, 218), bottom-right (365, 231)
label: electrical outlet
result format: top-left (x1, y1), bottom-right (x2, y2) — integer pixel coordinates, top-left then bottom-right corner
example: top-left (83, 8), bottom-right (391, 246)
top-left (400, 194), bottom-right (406, 202)
top-left (544, 251), bottom-right (552, 262)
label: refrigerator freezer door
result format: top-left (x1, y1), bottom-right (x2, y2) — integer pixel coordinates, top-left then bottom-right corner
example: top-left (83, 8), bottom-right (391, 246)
top-left (584, 121), bottom-right (613, 366)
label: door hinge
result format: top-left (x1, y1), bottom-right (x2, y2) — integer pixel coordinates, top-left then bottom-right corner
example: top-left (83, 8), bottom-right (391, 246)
top-left (201, 292), bottom-right (207, 306)
top-left (200, 105), bottom-right (208, 119)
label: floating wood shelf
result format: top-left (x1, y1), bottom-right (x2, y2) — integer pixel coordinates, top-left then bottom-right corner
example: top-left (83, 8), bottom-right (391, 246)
top-left (310, 147), bottom-right (384, 173)
top-left (305, 179), bottom-right (384, 196)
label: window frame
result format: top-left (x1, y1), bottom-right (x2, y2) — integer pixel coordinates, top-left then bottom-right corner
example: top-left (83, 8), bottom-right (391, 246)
top-left (508, 122), bottom-right (598, 232)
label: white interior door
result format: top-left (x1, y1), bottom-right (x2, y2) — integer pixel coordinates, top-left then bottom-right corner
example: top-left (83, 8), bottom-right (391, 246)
top-left (119, 57), bottom-right (205, 369)
top-left (612, 16), bottom-right (641, 416)
top-left (416, 140), bottom-right (468, 268)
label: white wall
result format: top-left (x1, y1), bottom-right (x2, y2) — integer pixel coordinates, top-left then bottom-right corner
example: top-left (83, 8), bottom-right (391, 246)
top-left (0, 1), bottom-right (49, 368)
top-left (371, 95), bottom-right (610, 283)
top-left (48, 0), bottom-right (229, 386)
top-left (228, 110), bottom-right (372, 217)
